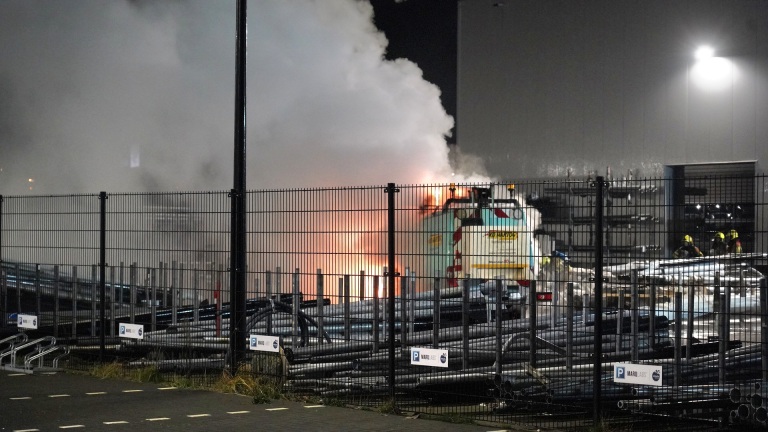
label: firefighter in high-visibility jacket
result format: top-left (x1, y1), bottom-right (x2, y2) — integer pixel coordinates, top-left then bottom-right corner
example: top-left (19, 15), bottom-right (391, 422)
top-left (673, 235), bottom-right (703, 259)
top-left (726, 229), bottom-right (743, 254)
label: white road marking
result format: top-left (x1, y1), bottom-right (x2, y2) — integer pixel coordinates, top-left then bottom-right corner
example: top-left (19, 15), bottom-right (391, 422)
top-left (59, 426), bottom-right (85, 429)
top-left (12, 429), bottom-right (39, 432)
top-left (8, 373), bottom-right (27, 376)
top-left (103, 421), bottom-right (129, 425)
top-left (304, 405), bottom-right (324, 408)
top-left (265, 407), bottom-right (289, 411)
top-left (49, 394), bottom-right (70, 398)
top-left (227, 411), bottom-right (250, 414)
top-left (122, 389), bottom-right (143, 393)
top-left (146, 418), bottom-right (170, 422)
top-left (86, 392), bottom-right (107, 395)
top-left (158, 387), bottom-right (177, 390)
top-left (187, 414), bottom-right (211, 418)
top-left (10, 397), bottom-right (32, 400)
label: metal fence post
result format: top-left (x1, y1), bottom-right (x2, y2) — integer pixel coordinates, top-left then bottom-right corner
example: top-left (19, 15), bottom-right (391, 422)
top-left (593, 176), bottom-right (605, 425)
top-left (433, 272), bottom-right (441, 349)
top-left (109, 265), bottom-right (115, 338)
top-left (293, 268), bottom-right (301, 346)
top-left (761, 277), bottom-right (767, 382)
top-left (566, 282), bottom-right (574, 372)
top-left (385, 183), bottom-right (399, 401)
top-left (35, 264), bottom-right (41, 321)
top-left (53, 265), bottom-right (60, 338)
top-left (99, 191), bottom-right (107, 361)
top-left (129, 263), bottom-right (136, 323)
top-left (344, 274), bottom-right (351, 342)
top-left (373, 274), bottom-right (379, 351)
top-left (462, 275), bottom-right (470, 370)
top-left (631, 270), bottom-right (639, 362)
top-left (0, 195), bottom-right (3, 329)
top-left (72, 266), bottom-right (78, 338)
top-left (171, 261), bottom-right (178, 325)
top-left (495, 277), bottom-right (503, 377)
top-left (686, 277), bottom-right (695, 362)
top-left (317, 269), bottom-right (325, 345)
top-left (674, 291), bottom-right (682, 389)
top-left (529, 280), bottom-right (536, 367)
top-left (150, 268), bottom-right (157, 333)
top-left (91, 264), bottom-right (97, 337)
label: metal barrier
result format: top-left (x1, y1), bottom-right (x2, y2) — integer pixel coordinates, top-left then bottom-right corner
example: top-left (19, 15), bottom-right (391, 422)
top-left (1, 175), bottom-right (767, 429)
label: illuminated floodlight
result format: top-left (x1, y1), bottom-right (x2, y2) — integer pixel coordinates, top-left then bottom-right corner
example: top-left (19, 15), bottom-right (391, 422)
top-left (691, 45), bottom-right (737, 92)
top-left (694, 45), bottom-right (715, 61)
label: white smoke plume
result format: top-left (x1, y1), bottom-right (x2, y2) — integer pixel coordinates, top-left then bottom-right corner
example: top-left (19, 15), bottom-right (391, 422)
top-left (0, 0), bottom-right (469, 195)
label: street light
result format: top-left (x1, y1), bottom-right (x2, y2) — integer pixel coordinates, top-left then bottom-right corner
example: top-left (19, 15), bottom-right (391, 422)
top-left (694, 45), bottom-right (715, 61)
top-left (690, 44), bottom-right (736, 92)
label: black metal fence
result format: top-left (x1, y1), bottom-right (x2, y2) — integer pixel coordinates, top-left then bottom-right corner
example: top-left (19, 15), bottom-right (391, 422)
top-left (1, 175), bottom-right (768, 430)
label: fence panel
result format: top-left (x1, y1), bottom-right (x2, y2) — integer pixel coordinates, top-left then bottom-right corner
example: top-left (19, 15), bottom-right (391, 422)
top-left (1, 175), bottom-right (767, 430)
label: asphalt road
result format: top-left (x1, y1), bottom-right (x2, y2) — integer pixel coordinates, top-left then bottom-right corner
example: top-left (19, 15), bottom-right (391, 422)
top-left (0, 371), bottom-right (514, 432)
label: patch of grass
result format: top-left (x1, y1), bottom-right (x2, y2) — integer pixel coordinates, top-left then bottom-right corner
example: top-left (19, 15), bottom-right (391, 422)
top-left (212, 363), bottom-right (284, 404)
top-left (90, 361), bottom-right (126, 380)
top-left (374, 398), bottom-right (399, 414)
top-left (88, 362), bottom-right (161, 383)
top-left (321, 397), bottom-right (346, 407)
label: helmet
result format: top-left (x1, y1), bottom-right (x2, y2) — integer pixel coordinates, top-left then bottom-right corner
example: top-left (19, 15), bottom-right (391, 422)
top-left (683, 235), bottom-right (693, 244)
top-left (729, 229), bottom-right (739, 239)
top-left (715, 232), bottom-right (725, 240)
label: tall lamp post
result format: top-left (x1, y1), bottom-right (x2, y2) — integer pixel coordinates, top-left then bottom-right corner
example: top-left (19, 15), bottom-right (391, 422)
top-left (229, 0), bottom-right (248, 374)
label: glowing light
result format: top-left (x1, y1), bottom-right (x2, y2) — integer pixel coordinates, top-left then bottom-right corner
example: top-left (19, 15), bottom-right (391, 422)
top-left (694, 45), bottom-right (714, 61)
top-left (691, 56), bottom-right (737, 92)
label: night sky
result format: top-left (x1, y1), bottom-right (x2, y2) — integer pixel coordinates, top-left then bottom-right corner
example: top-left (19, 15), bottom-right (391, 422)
top-left (371, 0), bottom-right (457, 144)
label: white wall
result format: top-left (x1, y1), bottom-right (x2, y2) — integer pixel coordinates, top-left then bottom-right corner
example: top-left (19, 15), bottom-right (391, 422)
top-left (457, 0), bottom-right (768, 180)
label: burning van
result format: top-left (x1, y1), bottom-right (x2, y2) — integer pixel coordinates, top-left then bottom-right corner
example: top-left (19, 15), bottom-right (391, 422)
top-left (421, 184), bottom-right (542, 313)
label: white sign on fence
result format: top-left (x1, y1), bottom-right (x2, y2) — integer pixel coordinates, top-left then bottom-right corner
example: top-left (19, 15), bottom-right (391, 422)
top-left (410, 347), bottom-right (449, 368)
top-left (17, 314), bottom-right (38, 329)
top-left (614, 363), bottom-right (662, 386)
top-left (118, 323), bottom-right (144, 340)
top-left (249, 334), bottom-right (280, 353)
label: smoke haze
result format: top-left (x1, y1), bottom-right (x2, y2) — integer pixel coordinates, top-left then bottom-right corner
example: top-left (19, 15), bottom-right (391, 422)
top-left (0, 0), bottom-right (483, 195)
